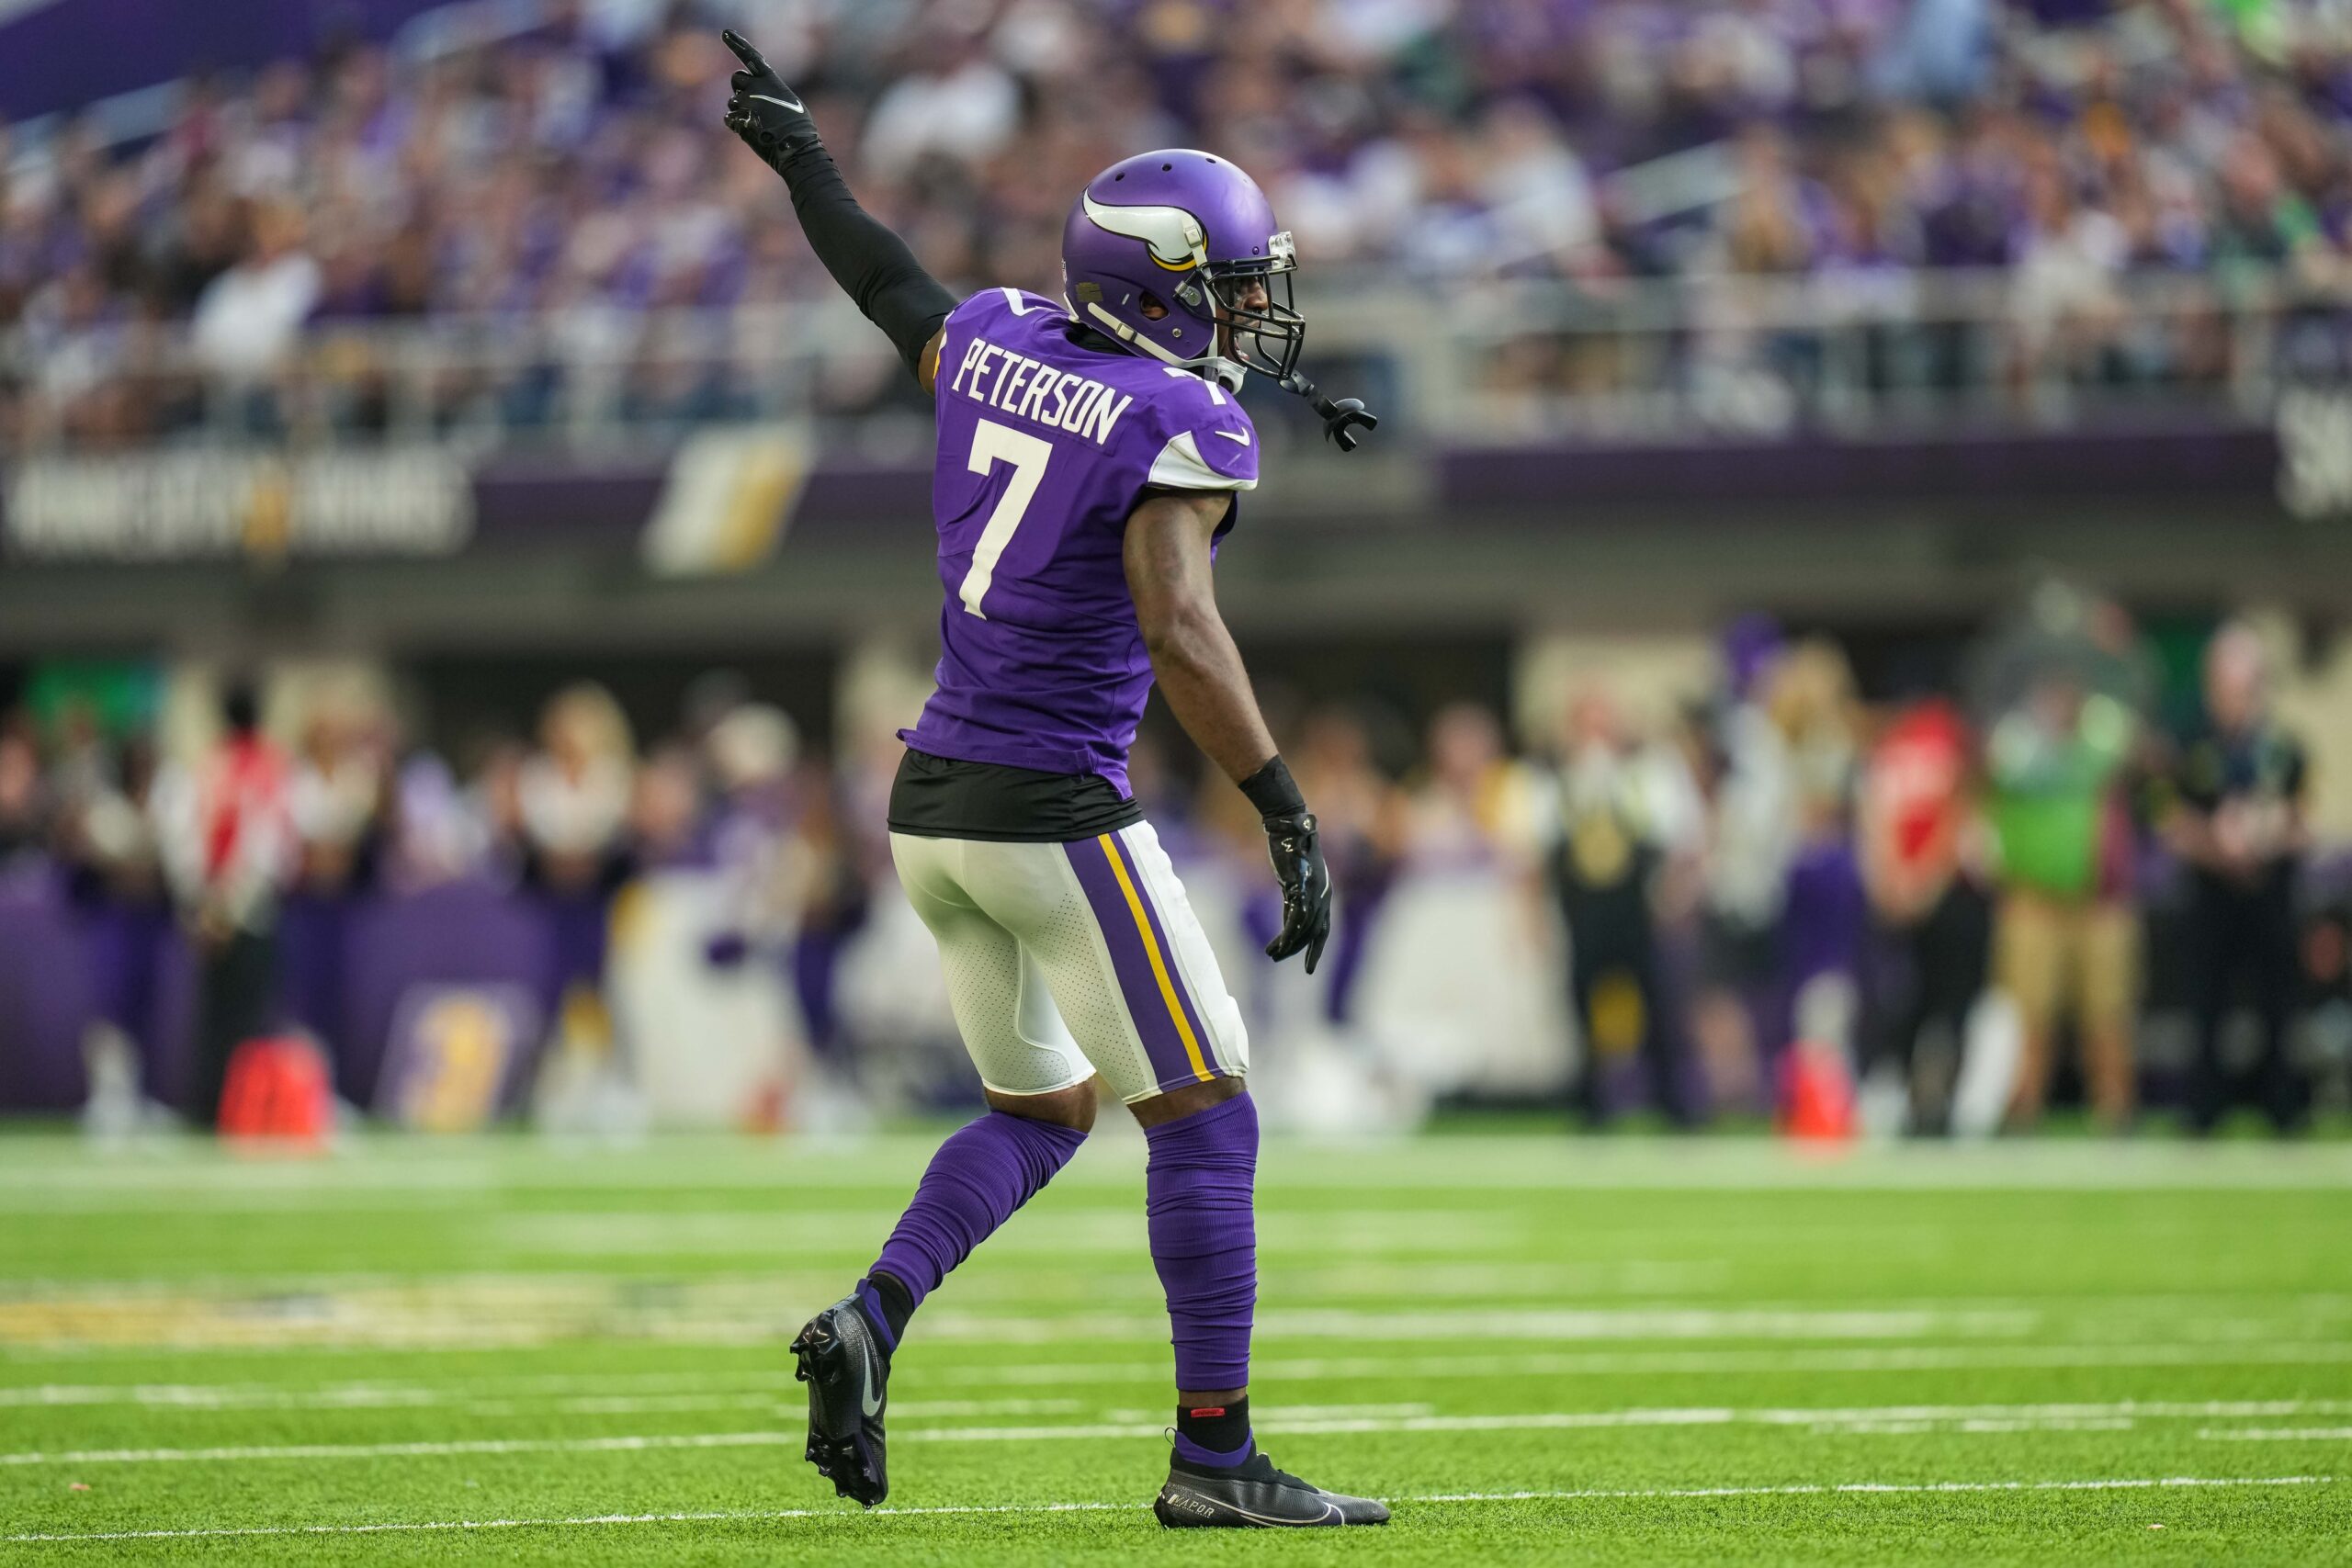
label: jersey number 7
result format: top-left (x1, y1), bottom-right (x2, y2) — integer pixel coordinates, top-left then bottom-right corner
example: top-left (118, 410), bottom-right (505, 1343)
top-left (957, 418), bottom-right (1054, 620)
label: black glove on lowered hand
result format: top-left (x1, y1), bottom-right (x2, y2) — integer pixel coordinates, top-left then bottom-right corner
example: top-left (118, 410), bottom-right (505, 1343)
top-left (1241, 757), bottom-right (1331, 974)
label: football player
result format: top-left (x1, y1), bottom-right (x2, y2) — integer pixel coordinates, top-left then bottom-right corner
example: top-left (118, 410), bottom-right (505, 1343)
top-left (723, 31), bottom-right (1384, 1529)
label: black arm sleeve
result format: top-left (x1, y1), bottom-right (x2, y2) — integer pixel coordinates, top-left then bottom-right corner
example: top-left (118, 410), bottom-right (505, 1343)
top-left (776, 144), bottom-right (958, 383)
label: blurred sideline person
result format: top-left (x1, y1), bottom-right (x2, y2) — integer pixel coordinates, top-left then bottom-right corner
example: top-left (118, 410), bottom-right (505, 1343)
top-left (519, 684), bottom-right (638, 1024)
top-left (0, 725), bottom-right (47, 876)
top-left (1406, 704), bottom-right (1544, 873)
top-left (1984, 673), bottom-right (2138, 1130)
top-left (1859, 695), bottom-right (1988, 1134)
top-left (1290, 708), bottom-right (1406, 1026)
top-left (1683, 619), bottom-right (1797, 1116)
top-left (151, 683), bottom-right (295, 1127)
top-left (518, 685), bottom-right (635, 892)
top-left (1542, 690), bottom-right (1692, 1126)
top-left (281, 702), bottom-right (388, 1053)
top-left (2167, 624), bottom-right (2312, 1135)
top-left (722, 34), bottom-right (1383, 1529)
top-left (1770, 639), bottom-right (1870, 1070)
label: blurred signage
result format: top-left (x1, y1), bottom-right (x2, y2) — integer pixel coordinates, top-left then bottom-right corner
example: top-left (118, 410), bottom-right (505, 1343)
top-left (2277, 388), bottom-right (2352, 521)
top-left (4, 449), bottom-right (475, 562)
top-left (639, 425), bottom-right (813, 578)
top-left (377, 983), bottom-right (540, 1133)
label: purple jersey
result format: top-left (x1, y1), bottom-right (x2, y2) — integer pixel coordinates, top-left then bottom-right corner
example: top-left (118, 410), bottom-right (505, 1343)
top-left (900, 288), bottom-right (1258, 794)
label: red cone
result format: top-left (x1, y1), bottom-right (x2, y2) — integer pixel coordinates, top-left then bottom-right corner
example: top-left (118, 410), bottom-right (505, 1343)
top-left (217, 1036), bottom-right (333, 1147)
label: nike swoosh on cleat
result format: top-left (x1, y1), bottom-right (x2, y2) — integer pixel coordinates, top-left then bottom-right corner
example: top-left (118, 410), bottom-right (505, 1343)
top-left (1213, 428), bottom-right (1250, 446)
top-left (1220, 1497), bottom-right (1341, 1527)
top-left (859, 1340), bottom-right (884, 1418)
top-left (748, 92), bottom-right (804, 113)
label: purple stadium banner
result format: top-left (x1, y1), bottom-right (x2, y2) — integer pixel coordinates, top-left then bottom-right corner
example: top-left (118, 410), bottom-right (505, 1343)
top-left (0, 874), bottom-right (96, 1111)
top-left (340, 880), bottom-right (557, 1107)
top-left (0, 0), bottom-right (451, 121)
top-left (1436, 424), bottom-right (2280, 511)
top-left (0, 421), bottom-right (2304, 568)
top-left (0, 878), bottom-right (562, 1115)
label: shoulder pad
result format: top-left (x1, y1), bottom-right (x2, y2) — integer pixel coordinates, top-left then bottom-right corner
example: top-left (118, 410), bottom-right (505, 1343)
top-left (1145, 367), bottom-right (1257, 493)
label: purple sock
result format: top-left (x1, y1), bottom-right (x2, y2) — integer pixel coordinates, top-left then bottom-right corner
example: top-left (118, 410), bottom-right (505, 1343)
top-left (1145, 1092), bottom-right (1259, 1416)
top-left (868, 1110), bottom-right (1087, 1334)
top-left (1172, 1430), bottom-right (1256, 1467)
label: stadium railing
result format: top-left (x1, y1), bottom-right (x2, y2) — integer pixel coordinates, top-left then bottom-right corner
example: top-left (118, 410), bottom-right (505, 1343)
top-left (5, 266), bottom-right (2346, 456)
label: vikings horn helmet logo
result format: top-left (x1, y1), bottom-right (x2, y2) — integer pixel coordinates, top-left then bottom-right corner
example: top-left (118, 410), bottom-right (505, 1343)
top-left (1060, 150), bottom-right (1306, 390)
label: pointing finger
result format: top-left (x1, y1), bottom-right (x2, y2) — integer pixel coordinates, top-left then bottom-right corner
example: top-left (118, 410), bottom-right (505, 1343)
top-left (720, 29), bottom-right (770, 73)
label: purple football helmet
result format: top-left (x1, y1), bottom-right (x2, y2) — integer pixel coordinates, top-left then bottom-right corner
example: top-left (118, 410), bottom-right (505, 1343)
top-left (1060, 150), bottom-right (1303, 389)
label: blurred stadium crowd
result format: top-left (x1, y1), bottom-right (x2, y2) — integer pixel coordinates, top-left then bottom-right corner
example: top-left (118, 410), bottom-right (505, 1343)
top-left (11, 0), bottom-right (2352, 445)
top-left (4, 0), bottom-right (2348, 1135)
top-left (0, 594), bottom-right (2341, 1135)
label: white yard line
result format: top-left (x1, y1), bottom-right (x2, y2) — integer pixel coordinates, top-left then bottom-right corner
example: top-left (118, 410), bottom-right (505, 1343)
top-left (929, 1340), bottom-right (2352, 1385)
top-left (4, 1134), bottom-right (2349, 1195)
top-left (0, 1300), bottom-right (2065, 1353)
top-left (6, 1275), bottom-right (2343, 1318)
top-left (0, 1388), bottom-right (788, 1416)
top-left (910, 1305), bottom-right (2049, 1346)
top-left (483, 1210), bottom-right (1538, 1257)
top-left (0, 1384), bottom-right (1074, 1418)
top-left (2, 1476), bottom-right (2335, 1545)
top-left (8, 1400), bottom-right (2349, 1466)
top-left (2199, 1427), bottom-right (2352, 1441)
top-left (1749, 1400), bottom-right (2352, 1424)
top-left (10, 1345), bottom-right (2352, 1410)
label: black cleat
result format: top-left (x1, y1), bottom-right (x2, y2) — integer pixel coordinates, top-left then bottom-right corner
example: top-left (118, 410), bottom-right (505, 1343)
top-left (791, 1296), bottom-right (889, 1506)
top-left (1154, 1450), bottom-right (1390, 1528)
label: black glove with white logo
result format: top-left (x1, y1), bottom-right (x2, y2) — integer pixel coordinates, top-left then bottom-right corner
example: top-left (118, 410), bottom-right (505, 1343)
top-left (717, 28), bottom-right (956, 384)
top-left (721, 30), bottom-right (822, 176)
top-left (1241, 757), bottom-right (1331, 974)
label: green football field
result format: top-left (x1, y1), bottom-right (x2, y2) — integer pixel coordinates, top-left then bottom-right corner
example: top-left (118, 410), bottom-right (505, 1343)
top-left (1, 1128), bottom-right (2347, 1564)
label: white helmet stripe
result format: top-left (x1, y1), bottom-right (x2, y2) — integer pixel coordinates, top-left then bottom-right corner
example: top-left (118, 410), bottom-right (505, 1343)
top-left (1080, 194), bottom-right (1207, 270)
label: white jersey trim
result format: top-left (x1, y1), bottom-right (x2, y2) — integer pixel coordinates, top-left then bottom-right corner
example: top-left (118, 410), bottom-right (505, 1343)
top-left (1147, 430), bottom-right (1257, 493)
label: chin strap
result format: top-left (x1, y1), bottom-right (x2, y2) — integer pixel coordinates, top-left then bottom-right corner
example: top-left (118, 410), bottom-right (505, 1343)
top-left (1278, 370), bottom-right (1379, 454)
top-left (1079, 300), bottom-right (1243, 391)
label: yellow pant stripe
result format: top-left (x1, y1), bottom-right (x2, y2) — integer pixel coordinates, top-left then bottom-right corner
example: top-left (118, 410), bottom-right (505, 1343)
top-left (1097, 832), bottom-right (1213, 1083)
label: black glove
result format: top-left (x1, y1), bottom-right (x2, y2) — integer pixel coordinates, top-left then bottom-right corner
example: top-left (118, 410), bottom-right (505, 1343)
top-left (1261, 810), bottom-right (1331, 973)
top-left (721, 29), bottom-right (822, 175)
top-left (1241, 758), bottom-right (1331, 974)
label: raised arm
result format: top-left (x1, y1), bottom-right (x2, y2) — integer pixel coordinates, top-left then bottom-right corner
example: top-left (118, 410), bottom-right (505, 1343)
top-left (1125, 491), bottom-right (1330, 970)
top-left (720, 31), bottom-right (953, 393)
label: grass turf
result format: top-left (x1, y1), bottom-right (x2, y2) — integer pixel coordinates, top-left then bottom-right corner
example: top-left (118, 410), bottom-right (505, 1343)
top-left (0, 1129), bottom-right (2346, 1563)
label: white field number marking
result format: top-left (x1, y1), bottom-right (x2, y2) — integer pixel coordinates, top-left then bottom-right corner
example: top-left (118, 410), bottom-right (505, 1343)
top-left (957, 417), bottom-right (1052, 619)
top-left (13, 1400), bottom-right (2352, 1465)
top-left (0, 1477), bottom-right (2335, 1545)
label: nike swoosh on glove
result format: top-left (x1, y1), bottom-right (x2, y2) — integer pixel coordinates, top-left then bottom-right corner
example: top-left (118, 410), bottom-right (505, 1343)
top-left (721, 29), bottom-right (822, 175)
top-left (1261, 811), bottom-right (1331, 974)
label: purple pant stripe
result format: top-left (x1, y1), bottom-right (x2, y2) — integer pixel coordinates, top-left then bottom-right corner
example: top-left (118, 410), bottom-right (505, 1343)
top-left (1063, 835), bottom-right (1200, 1089)
top-left (1102, 829), bottom-right (1220, 1073)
